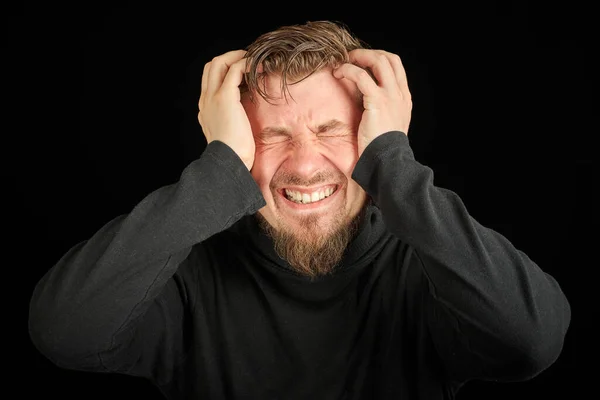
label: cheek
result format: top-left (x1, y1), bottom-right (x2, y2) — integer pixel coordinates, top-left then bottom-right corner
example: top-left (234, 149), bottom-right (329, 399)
top-left (320, 139), bottom-right (359, 174)
top-left (251, 148), bottom-right (281, 191)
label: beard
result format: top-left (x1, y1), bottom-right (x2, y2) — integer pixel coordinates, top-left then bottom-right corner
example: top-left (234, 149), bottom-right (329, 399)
top-left (255, 199), bottom-right (368, 281)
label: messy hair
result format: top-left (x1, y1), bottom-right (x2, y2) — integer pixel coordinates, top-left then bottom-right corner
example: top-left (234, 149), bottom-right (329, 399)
top-left (242, 20), bottom-right (370, 103)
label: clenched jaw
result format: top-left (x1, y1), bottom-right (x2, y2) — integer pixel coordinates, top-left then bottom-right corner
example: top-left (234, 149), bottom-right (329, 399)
top-left (276, 184), bottom-right (343, 212)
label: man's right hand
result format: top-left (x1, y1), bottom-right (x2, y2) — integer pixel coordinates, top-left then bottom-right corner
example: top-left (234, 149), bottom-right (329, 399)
top-left (198, 50), bottom-right (255, 170)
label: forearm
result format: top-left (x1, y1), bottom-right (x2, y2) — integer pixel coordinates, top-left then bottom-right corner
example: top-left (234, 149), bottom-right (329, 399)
top-left (28, 141), bottom-right (265, 364)
top-left (352, 131), bottom-right (571, 378)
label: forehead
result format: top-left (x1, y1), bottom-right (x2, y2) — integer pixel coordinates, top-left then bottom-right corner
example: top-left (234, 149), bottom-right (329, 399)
top-left (243, 69), bottom-right (360, 127)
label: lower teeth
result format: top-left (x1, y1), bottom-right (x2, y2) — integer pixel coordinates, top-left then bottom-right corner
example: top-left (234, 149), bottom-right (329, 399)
top-left (286, 192), bottom-right (334, 204)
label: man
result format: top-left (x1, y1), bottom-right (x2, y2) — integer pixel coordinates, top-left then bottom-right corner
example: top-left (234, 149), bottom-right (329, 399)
top-left (29, 20), bottom-right (571, 399)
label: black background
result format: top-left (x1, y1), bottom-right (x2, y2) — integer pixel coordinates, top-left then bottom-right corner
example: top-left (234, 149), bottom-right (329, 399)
top-left (6, 1), bottom-right (592, 398)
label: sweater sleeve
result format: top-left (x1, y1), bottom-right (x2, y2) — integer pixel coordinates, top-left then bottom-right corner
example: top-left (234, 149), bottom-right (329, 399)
top-left (351, 131), bottom-right (571, 382)
top-left (28, 140), bottom-right (266, 372)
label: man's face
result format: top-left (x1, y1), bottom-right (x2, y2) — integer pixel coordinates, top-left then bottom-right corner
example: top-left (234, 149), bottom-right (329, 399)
top-left (242, 68), bottom-right (368, 278)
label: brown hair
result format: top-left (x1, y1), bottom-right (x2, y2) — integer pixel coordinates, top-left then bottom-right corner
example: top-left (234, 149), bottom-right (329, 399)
top-left (242, 20), bottom-right (370, 103)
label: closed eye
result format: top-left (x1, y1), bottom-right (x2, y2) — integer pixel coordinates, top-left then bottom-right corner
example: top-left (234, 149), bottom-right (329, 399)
top-left (257, 135), bottom-right (291, 145)
top-left (257, 119), bottom-right (354, 142)
top-left (315, 119), bottom-right (353, 138)
top-left (317, 131), bottom-right (351, 138)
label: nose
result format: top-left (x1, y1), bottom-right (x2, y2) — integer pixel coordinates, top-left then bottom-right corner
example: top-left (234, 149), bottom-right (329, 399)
top-left (284, 139), bottom-right (326, 181)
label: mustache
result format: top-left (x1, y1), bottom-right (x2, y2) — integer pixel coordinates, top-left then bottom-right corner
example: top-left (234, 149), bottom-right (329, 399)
top-left (271, 170), bottom-right (344, 188)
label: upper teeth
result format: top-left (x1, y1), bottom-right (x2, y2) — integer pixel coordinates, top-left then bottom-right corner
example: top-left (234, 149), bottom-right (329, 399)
top-left (284, 187), bottom-right (336, 204)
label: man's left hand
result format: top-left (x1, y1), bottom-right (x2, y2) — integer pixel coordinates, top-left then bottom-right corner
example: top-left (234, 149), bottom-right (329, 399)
top-left (333, 49), bottom-right (412, 157)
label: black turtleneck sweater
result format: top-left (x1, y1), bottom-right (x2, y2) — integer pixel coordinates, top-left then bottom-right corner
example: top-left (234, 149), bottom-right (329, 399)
top-left (28, 131), bottom-right (571, 399)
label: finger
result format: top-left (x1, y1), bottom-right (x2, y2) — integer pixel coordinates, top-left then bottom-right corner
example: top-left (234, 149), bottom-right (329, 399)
top-left (375, 50), bottom-right (410, 98)
top-left (222, 56), bottom-right (250, 93)
top-left (333, 63), bottom-right (380, 97)
top-left (347, 49), bottom-right (397, 90)
top-left (200, 61), bottom-right (212, 101)
top-left (246, 55), bottom-right (264, 74)
top-left (206, 50), bottom-right (247, 96)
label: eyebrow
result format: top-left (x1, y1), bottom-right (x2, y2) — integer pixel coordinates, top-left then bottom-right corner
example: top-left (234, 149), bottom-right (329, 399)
top-left (258, 119), bottom-right (351, 139)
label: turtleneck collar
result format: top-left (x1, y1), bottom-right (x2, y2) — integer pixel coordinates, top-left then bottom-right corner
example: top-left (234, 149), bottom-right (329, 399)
top-left (229, 204), bottom-right (392, 302)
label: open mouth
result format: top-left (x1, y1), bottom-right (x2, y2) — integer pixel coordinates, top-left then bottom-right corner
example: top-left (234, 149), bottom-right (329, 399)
top-left (279, 184), bottom-right (339, 206)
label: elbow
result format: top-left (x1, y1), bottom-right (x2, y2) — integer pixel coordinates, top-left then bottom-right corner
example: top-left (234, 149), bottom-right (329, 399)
top-left (513, 279), bottom-right (572, 379)
top-left (28, 303), bottom-right (75, 367)
top-left (29, 313), bottom-right (110, 371)
top-left (485, 294), bottom-right (572, 381)
top-left (530, 328), bottom-right (571, 379)
top-left (510, 302), bottom-right (572, 380)
top-left (28, 299), bottom-right (104, 370)
top-left (508, 333), bottom-right (569, 380)
top-left (29, 315), bottom-right (62, 367)
top-left (481, 326), bottom-right (570, 382)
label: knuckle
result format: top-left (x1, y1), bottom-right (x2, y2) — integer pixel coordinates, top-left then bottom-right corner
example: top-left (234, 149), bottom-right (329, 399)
top-left (357, 69), bottom-right (371, 80)
top-left (229, 59), bottom-right (244, 70)
top-left (211, 55), bottom-right (228, 67)
top-left (375, 53), bottom-right (388, 65)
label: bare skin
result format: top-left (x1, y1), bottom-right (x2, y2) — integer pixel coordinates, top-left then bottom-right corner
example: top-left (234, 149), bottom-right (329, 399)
top-left (197, 49), bottom-right (412, 170)
top-left (197, 49), bottom-right (413, 277)
top-left (198, 50), bottom-right (256, 170)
